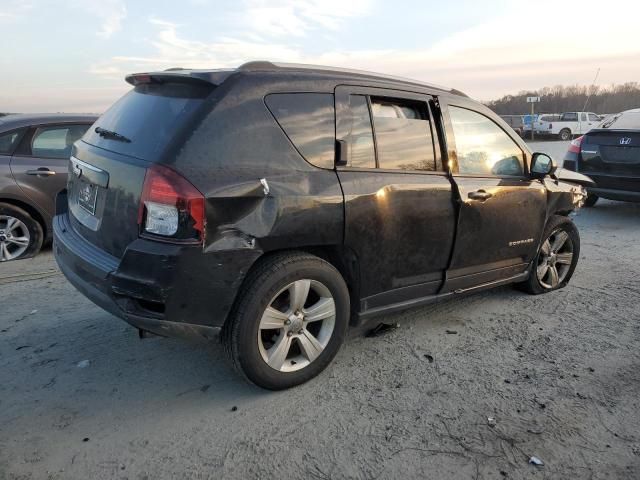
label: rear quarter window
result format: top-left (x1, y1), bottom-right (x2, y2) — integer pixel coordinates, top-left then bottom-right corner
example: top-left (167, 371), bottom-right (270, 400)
top-left (0, 128), bottom-right (26, 155)
top-left (265, 93), bottom-right (335, 169)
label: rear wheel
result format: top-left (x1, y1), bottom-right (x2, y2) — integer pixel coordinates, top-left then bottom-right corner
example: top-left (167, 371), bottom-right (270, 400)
top-left (559, 129), bottom-right (572, 141)
top-left (584, 193), bottom-right (599, 207)
top-left (223, 252), bottom-right (350, 390)
top-left (0, 203), bottom-right (43, 262)
top-left (520, 216), bottom-right (580, 295)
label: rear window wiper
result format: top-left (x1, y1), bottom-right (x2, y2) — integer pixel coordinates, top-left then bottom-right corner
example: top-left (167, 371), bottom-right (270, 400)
top-left (95, 126), bottom-right (131, 143)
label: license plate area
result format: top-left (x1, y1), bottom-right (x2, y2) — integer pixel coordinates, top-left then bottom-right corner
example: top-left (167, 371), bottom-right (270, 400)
top-left (77, 181), bottom-right (98, 215)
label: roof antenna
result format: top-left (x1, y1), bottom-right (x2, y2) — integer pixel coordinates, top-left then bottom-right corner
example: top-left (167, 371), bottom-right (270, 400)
top-left (582, 67), bottom-right (600, 112)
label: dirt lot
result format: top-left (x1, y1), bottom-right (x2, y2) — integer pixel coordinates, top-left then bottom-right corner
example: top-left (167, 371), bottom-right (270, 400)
top-left (1, 197), bottom-right (639, 479)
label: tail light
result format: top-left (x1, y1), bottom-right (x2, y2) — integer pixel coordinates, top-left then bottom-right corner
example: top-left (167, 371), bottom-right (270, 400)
top-left (138, 164), bottom-right (205, 244)
top-left (548, 123), bottom-right (552, 129)
top-left (568, 135), bottom-right (584, 154)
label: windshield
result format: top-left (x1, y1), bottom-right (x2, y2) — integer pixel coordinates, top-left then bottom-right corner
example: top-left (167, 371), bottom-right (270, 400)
top-left (598, 111), bottom-right (640, 130)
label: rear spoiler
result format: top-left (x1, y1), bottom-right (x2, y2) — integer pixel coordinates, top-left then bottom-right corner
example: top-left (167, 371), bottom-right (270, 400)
top-left (125, 69), bottom-right (234, 87)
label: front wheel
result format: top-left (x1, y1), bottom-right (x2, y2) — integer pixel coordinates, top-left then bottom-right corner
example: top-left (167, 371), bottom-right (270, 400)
top-left (520, 216), bottom-right (580, 295)
top-left (223, 252), bottom-right (350, 390)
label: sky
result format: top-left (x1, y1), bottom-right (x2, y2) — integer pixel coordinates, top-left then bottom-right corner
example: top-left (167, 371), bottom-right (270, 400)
top-left (1, 0), bottom-right (639, 113)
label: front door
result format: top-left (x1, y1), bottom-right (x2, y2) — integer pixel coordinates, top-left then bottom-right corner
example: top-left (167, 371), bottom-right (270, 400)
top-left (441, 104), bottom-right (547, 292)
top-left (10, 124), bottom-right (90, 216)
top-left (334, 86), bottom-right (457, 312)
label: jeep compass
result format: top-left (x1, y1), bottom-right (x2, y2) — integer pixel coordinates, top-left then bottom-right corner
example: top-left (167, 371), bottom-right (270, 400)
top-left (54, 61), bottom-right (587, 389)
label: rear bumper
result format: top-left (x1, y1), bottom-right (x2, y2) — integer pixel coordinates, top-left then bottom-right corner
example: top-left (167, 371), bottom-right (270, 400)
top-left (582, 174), bottom-right (640, 203)
top-left (54, 210), bottom-right (259, 340)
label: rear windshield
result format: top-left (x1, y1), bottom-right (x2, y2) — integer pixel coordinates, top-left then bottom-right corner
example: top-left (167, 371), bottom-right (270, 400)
top-left (83, 82), bottom-right (212, 161)
top-left (599, 111), bottom-right (640, 130)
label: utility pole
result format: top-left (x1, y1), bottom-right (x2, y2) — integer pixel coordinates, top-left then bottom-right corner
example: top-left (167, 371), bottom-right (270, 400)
top-left (527, 96), bottom-right (541, 141)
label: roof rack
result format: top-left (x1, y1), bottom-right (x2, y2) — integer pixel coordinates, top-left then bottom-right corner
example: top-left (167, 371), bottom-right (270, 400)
top-left (237, 61), bottom-right (467, 97)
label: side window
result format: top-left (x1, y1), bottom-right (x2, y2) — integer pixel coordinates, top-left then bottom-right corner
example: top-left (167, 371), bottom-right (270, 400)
top-left (265, 93), bottom-right (335, 169)
top-left (449, 106), bottom-right (524, 177)
top-left (561, 113), bottom-right (578, 122)
top-left (588, 113), bottom-right (600, 122)
top-left (370, 98), bottom-right (436, 171)
top-left (31, 124), bottom-right (89, 159)
top-left (580, 113), bottom-right (587, 122)
top-left (343, 95), bottom-right (376, 168)
top-left (0, 129), bottom-right (26, 155)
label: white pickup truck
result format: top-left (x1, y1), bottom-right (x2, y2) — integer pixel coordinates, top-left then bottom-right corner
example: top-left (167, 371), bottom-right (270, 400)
top-left (535, 111), bottom-right (602, 140)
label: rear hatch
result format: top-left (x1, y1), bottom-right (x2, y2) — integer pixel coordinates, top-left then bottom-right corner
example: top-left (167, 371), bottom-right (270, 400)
top-left (580, 130), bottom-right (640, 191)
top-left (68, 75), bottom-right (215, 258)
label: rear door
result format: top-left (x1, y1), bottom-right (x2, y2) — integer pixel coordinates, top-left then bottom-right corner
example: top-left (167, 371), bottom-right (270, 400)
top-left (334, 86), bottom-right (456, 311)
top-left (10, 123), bottom-right (91, 216)
top-left (441, 103), bottom-right (547, 292)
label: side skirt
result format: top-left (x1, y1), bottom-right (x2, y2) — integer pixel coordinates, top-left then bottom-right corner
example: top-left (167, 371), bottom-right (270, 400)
top-left (356, 270), bottom-right (530, 323)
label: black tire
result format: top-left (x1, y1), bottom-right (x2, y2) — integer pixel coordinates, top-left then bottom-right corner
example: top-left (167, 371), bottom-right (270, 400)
top-left (223, 251), bottom-right (350, 390)
top-left (583, 193), bottom-right (599, 207)
top-left (559, 129), bottom-right (572, 141)
top-left (519, 215), bottom-right (580, 295)
top-left (0, 203), bottom-right (44, 262)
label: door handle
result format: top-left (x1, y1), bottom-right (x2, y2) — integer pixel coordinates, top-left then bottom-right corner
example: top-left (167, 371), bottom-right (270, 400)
top-left (26, 168), bottom-right (56, 177)
top-left (468, 190), bottom-right (493, 201)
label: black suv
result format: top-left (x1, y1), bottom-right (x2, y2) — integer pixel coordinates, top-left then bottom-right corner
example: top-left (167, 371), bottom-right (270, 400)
top-left (54, 62), bottom-right (588, 389)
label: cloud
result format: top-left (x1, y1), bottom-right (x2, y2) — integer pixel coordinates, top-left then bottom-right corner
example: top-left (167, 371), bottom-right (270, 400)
top-left (90, 0), bottom-right (640, 102)
top-left (242, 0), bottom-right (371, 37)
top-left (0, 1), bottom-right (33, 22)
top-left (71, 0), bottom-right (126, 38)
top-left (90, 17), bottom-right (303, 75)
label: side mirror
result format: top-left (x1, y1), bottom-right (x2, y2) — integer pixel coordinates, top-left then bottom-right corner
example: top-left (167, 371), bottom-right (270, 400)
top-left (530, 152), bottom-right (557, 178)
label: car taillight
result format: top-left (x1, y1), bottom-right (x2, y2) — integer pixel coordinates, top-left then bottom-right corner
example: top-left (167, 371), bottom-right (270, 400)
top-left (548, 123), bottom-right (552, 129)
top-left (138, 164), bottom-right (205, 244)
top-left (568, 135), bottom-right (584, 154)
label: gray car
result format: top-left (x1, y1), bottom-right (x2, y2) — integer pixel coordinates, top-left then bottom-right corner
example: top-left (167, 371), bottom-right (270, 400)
top-left (0, 114), bottom-right (97, 261)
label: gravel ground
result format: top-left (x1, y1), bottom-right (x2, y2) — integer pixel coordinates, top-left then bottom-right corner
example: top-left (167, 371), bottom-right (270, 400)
top-left (1, 198), bottom-right (639, 479)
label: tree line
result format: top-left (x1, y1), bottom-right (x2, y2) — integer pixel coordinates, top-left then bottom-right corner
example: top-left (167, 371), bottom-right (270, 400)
top-left (486, 83), bottom-right (640, 115)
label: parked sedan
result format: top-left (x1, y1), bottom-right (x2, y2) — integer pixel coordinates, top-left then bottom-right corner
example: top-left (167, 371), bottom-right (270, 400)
top-left (0, 114), bottom-right (97, 261)
top-left (563, 108), bottom-right (640, 206)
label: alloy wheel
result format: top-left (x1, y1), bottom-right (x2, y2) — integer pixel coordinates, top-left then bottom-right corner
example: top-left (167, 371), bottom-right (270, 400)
top-left (0, 215), bottom-right (31, 261)
top-left (257, 279), bottom-right (336, 372)
top-left (536, 229), bottom-right (574, 289)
